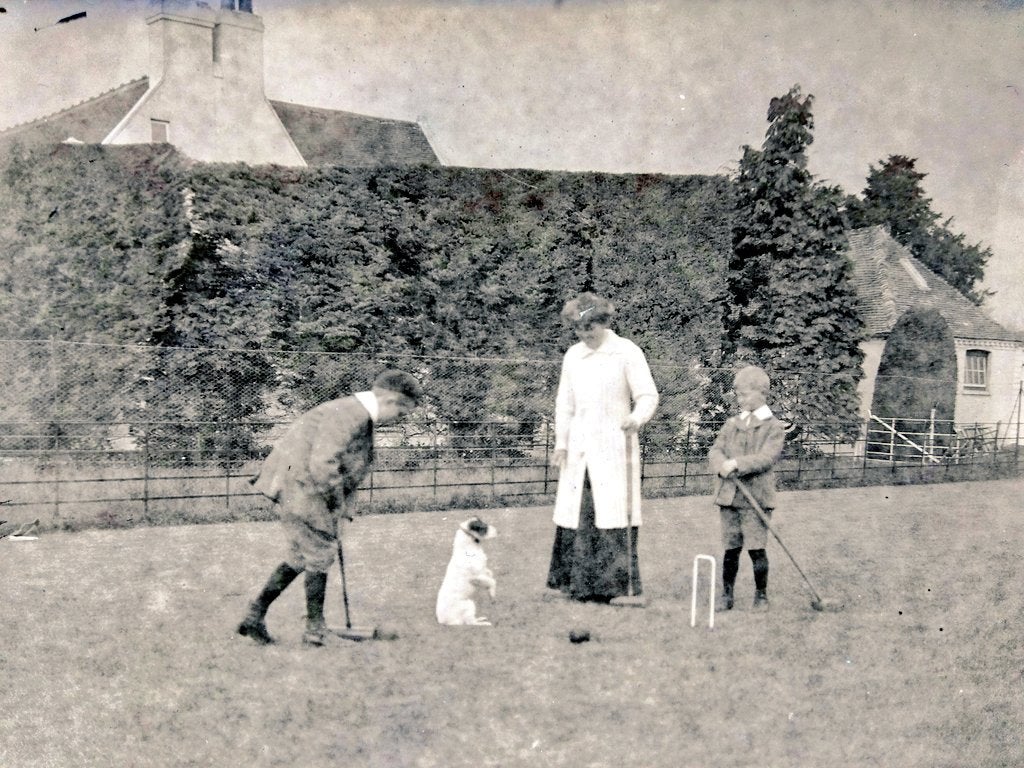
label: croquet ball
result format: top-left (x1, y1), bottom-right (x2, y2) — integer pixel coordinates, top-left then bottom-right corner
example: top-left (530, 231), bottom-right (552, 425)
top-left (568, 629), bottom-right (591, 644)
top-left (373, 626), bottom-right (400, 641)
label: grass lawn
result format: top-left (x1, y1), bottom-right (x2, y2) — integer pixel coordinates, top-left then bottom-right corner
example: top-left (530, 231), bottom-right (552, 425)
top-left (1, 478), bottom-right (1021, 767)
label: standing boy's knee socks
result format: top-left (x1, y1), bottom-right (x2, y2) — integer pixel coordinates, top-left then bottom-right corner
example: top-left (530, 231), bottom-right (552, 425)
top-left (722, 547), bottom-right (741, 588)
top-left (254, 562), bottom-right (302, 614)
top-left (304, 570), bottom-right (328, 626)
top-left (749, 549), bottom-right (769, 591)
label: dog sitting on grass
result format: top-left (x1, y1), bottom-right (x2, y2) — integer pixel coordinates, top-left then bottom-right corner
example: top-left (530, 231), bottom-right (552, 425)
top-left (436, 517), bottom-right (497, 626)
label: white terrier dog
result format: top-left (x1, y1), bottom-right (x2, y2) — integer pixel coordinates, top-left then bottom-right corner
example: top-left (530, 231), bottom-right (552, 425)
top-left (435, 517), bottom-right (497, 626)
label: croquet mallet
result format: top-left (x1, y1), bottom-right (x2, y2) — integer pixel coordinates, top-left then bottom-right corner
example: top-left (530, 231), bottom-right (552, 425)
top-left (334, 516), bottom-right (398, 641)
top-left (610, 434), bottom-right (646, 608)
top-left (732, 476), bottom-right (842, 612)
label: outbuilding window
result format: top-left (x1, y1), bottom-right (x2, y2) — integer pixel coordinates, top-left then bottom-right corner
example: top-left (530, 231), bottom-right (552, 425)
top-left (151, 119), bottom-right (169, 144)
top-left (964, 349), bottom-right (989, 391)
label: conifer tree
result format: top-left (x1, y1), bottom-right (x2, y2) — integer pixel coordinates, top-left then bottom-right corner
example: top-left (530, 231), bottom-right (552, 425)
top-left (848, 155), bottom-right (991, 305)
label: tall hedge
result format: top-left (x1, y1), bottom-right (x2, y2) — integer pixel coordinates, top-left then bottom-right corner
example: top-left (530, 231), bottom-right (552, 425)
top-left (0, 144), bottom-right (734, 441)
top-left (183, 163), bottom-right (734, 429)
top-left (0, 144), bottom-right (188, 428)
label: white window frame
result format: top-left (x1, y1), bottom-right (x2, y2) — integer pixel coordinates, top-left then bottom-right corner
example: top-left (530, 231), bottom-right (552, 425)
top-left (150, 119), bottom-right (170, 144)
top-left (963, 349), bottom-right (989, 392)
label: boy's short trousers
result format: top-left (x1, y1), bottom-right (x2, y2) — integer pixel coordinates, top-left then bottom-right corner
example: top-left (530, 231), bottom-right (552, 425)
top-left (718, 497), bottom-right (771, 550)
top-left (280, 513), bottom-right (337, 572)
top-left (276, 482), bottom-right (342, 573)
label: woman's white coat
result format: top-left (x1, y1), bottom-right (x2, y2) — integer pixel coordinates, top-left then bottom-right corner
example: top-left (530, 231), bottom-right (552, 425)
top-left (551, 330), bottom-right (658, 529)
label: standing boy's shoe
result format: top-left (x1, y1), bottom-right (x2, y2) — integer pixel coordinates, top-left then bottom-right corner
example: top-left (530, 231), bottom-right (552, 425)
top-left (752, 590), bottom-right (769, 611)
top-left (716, 584), bottom-right (734, 612)
top-left (302, 620), bottom-right (327, 647)
top-left (237, 606), bottom-right (275, 645)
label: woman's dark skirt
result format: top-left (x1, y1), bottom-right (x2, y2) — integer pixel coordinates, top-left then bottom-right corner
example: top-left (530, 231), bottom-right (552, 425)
top-left (546, 472), bottom-right (641, 602)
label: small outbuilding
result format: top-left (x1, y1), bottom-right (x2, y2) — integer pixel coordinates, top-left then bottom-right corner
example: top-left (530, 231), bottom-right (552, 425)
top-left (846, 226), bottom-right (1023, 445)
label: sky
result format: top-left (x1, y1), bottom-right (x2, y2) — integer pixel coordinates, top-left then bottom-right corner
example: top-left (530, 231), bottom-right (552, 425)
top-left (2, 0), bottom-right (1022, 330)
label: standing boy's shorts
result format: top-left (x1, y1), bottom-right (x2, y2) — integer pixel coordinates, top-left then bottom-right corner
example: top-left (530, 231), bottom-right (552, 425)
top-left (718, 496), bottom-right (771, 550)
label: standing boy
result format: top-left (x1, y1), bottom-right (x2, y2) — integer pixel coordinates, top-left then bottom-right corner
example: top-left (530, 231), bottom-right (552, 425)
top-left (708, 365), bottom-right (787, 611)
top-left (238, 369), bottom-right (423, 646)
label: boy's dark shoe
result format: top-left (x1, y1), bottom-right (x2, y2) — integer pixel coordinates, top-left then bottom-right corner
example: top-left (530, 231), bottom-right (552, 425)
top-left (752, 590), bottom-right (769, 611)
top-left (716, 584), bottom-right (734, 612)
top-left (237, 608), bottom-right (275, 645)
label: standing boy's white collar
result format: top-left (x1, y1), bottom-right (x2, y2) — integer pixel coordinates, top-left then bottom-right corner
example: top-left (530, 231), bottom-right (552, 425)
top-left (740, 404), bottom-right (774, 422)
top-left (354, 391), bottom-right (379, 422)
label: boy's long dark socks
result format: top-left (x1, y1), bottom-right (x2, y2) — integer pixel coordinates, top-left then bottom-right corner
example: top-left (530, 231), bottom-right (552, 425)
top-left (722, 547), bottom-right (741, 588)
top-left (749, 549), bottom-right (769, 591)
top-left (254, 562), bottom-right (302, 612)
top-left (304, 570), bottom-right (328, 624)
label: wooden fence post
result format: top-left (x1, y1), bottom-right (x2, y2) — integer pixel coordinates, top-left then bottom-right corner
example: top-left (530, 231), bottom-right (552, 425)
top-left (861, 418), bottom-right (869, 481)
top-left (142, 426), bottom-right (150, 520)
top-left (993, 422), bottom-right (1001, 470)
top-left (928, 408), bottom-right (936, 467)
top-left (1016, 382), bottom-right (1021, 469)
top-left (489, 421), bottom-right (496, 500)
top-left (432, 423), bottom-right (439, 502)
top-left (889, 418), bottom-right (896, 471)
top-left (682, 421), bottom-right (691, 491)
top-left (224, 430), bottom-right (231, 509)
top-left (53, 431), bottom-right (61, 523)
top-left (368, 464), bottom-right (374, 510)
top-left (543, 419), bottom-right (550, 495)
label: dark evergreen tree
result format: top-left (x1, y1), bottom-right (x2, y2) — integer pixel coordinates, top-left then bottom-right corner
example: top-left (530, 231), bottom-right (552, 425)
top-left (848, 155), bottom-right (991, 304)
top-left (727, 85), bottom-right (865, 436)
top-left (850, 155), bottom-right (937, 252)
top-left (867, 307), bottom-right (957, 459)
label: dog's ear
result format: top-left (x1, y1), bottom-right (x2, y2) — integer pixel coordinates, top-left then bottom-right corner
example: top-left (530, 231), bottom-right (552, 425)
top-left (460, 517), bottom-right (496, 541)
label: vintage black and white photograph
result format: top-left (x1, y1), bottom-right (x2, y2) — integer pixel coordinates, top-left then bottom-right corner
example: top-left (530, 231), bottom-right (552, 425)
top-left (1, 1), bottom-right (1022, 765)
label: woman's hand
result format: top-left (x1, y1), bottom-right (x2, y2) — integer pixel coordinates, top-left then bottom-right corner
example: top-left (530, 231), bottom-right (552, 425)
top-left (550, 449), bottom-right (567, 469)
top-left (621, 415), bottom-right (640, 433)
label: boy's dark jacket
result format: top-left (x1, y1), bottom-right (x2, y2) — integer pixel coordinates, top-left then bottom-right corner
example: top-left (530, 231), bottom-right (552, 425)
top-left (708, 412), bottom-right (787, 509)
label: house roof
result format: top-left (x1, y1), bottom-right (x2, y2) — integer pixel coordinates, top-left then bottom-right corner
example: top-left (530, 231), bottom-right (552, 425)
top-left (846, 226), bottom-right (1020, 343)
top-left (0, 79), bottom-right (150, 157)
top-left (0, 79), bottom-right (438, 168)
top-left (270, 100), bottom-right (438, 167)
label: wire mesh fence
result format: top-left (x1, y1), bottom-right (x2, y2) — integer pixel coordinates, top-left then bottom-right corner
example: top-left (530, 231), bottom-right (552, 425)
top-left (0, 339), bottom-right (1020, 531)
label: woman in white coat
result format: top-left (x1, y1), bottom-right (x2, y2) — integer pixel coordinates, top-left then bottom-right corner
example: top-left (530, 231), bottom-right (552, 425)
top-left (546, 293), bottom-right (659, 602)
